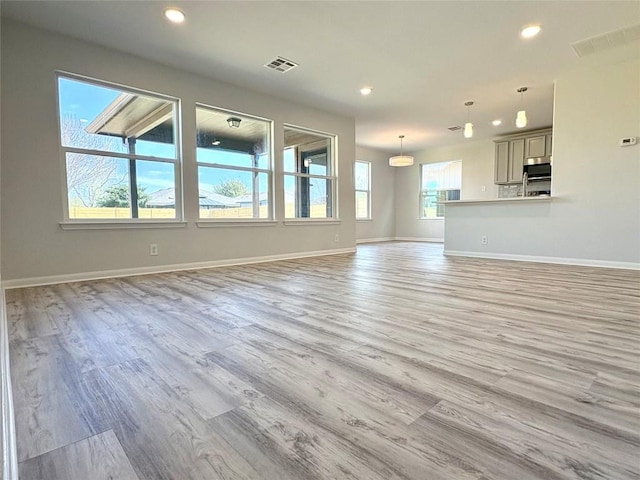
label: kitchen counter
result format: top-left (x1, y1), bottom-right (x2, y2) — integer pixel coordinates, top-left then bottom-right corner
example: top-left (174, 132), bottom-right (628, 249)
top-left (444, 195), bottom-right (553, 205)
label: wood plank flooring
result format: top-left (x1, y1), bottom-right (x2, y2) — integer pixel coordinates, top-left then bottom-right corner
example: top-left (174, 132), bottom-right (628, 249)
top-left (6, 242), bottom-right (640, 480)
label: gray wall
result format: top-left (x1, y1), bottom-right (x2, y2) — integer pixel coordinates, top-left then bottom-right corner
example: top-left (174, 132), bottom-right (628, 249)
top-left (1, 20), bottom-right (357, 283)
top-left (394, 139), bottom-right (497, 241)
top-left (444, 53), bottom-right (640, 267)
top-left (355, 146), bottom-right (395, 242)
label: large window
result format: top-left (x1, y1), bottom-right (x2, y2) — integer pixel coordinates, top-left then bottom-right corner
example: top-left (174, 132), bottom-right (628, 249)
top-left (283, 125), bottom-right (336, 219)
top-left (57, 74), bottom-right (180, 220)
top-left (196, 105), bottom-right (272, 219)
top-left (420, 161), bottom-right (462, 218)
top-left (355, 161), bottom-right (371, 219)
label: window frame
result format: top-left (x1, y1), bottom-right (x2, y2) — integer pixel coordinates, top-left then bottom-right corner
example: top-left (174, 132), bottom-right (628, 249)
top-left (195, 104), bottom-right (274, 222)
top-left (56, 71), bottom-right (183, 224)
top-left (419, 160), bottom-right (462, 219)
top-left (355, 160), bottom-right (371, 220)
top-left (283, 124), bottom-right (338, 220)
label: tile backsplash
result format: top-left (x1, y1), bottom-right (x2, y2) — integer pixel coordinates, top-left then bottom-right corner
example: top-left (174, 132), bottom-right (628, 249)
top-left (498, 184), bottom-right (522, 198)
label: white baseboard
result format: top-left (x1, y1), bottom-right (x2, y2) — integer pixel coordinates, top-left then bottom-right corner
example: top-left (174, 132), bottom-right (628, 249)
top-left (2, 247), bottom-right (357, 289)
top-left (394, 237), bottom-right (444, 243)
top-left (1, 287), bottom-right (18, 480)
top-left (356, 237), bottom-right (395, 244)
top-left (444, 250), bottom-right (640, 270)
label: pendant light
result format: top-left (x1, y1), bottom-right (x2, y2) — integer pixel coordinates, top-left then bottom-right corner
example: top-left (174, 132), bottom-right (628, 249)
top-left (515, 87), bottom-right (528, 128)
top-left (389, 135), bottom-right (414, 167)
top-left (463, 101), bottom-right (474, 138)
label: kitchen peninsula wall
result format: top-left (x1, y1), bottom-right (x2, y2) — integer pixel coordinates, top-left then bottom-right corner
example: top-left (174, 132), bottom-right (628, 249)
top-left (444, 51), bottom-right (639, 268)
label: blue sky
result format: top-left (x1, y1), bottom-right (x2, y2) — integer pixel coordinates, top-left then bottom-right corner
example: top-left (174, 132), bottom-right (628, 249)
top-left (58, 76), bottom-right (326, 203)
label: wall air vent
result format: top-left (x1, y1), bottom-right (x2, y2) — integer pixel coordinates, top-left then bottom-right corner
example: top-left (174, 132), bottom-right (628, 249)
top-left (448, 125), bottom-right (463, 131)
top-left (264, 56), bottom-right (299, 73)
top-left (572, 24), bottom-right (640, 57)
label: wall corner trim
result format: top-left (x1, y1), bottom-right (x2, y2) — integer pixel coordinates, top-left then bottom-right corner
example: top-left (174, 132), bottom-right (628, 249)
top-left (1, 288), bottom-right (18, 480)
top-left (2, 247), bottom-right (358, 289)
top-left (443, 250), bottom-right (640, 270)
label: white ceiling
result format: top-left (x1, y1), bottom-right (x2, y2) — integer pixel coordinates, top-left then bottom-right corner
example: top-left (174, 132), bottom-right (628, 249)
top-left (1, 1), bottom-right (638, 153)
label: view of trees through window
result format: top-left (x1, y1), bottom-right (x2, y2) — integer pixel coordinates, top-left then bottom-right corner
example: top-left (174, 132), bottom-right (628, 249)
top-left (195, 105), bottom-right (272, 219)
top-left (355, 161), bottom-right (371, 219)
top-left (58, 75), bottom-right (179, 220)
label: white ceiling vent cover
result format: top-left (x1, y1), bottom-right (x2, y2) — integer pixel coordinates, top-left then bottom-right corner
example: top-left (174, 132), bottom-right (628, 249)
top-left (264, 56), bottom-right (299, 73)
top-left (572, 24), bottom-right (640, 57)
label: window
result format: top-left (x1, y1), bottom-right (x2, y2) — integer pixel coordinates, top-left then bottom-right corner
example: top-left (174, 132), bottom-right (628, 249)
top-left (283, 125), bottom-right (336, 219)
top-left (355, 161), bottom-right (371, 219)
top-left (196, 105), bottom-right (272, 219)
top-left (57, 74), bottom-right (180, 220)
top-left (420, 161), bottom-right (462, 218)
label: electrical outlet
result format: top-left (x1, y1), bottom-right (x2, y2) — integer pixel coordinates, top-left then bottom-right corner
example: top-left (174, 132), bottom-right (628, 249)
top-left (149, 243), bottom-right (158, 256)
top-left (481, 235), bottom-right (488, 245)
top-left (481, 185), bottom-right (486, 192)
top-left (334, 234), bottom-right (340, 243)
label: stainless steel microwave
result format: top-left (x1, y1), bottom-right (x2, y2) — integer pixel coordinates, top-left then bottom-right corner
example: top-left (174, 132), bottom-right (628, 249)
top-left (523, 162), bottom-right (551, 179)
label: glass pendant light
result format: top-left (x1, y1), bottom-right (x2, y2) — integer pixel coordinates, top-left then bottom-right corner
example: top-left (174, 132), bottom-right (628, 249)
top-left (464, 101), bottom-right (474, 138)
top-left (516, 87), bottom-right (528, 128)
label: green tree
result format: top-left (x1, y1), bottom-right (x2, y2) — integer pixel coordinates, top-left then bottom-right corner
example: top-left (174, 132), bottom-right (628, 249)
top-left (97, 185), bottom-right (150, 208)
top-left (213, 178), bottom-right (249, 198)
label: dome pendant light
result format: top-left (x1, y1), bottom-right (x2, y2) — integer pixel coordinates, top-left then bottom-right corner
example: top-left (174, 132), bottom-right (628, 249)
top-left (515, 87), bottom-right (528, 128)
top-left (389, 135), bottom-right (414, 167)
top-left (463, 101), bottom-right (474, 139)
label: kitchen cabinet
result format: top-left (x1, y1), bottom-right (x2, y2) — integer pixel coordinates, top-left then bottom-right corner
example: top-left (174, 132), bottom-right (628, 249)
top-left (509, 139), bottom-right (525, 183)
top-left (494, 128), bottom-right (552, 185)
top-left (525, 135), bottom-right (546, 158)
top-left (494, 141), bottom-right (509, 184)
top-left (545, 134), bottom-right (553, 157)
top-left (494, 138), bottom-right (525, 184)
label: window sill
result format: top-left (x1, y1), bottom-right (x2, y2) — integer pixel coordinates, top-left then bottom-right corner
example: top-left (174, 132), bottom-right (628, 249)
top-left (356, 218), bottom-right (373, 222)
top-left (60, 221), bottom-right (187, 230)
top-left (283, 219), bottom-right (341, 226)
top-left (417, 217), bottom-right (445, 221)
top-left (197, 220), bottom-right (278, 228)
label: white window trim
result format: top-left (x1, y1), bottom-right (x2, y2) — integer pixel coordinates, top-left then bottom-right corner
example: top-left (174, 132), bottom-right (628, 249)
top-left (195, 103), bottom-right (274, 221)
top-left (419, 160), bottom-right (462, 219)
top-left (283, 124), bottom-right (338, 220)
top-left (355, 160), bottom-right (371, 220)
top-left (56, 71), bottom-right (183, 225)
top-left (60, 221), bottom-right (187, 230)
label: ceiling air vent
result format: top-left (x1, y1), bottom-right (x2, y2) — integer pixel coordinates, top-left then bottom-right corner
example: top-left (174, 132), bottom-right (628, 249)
top-left (264, 56), bottom-right (299, 73)
top-left (448, 126), bottom-right (463, 132)
top-left (572, 24), bottom-right (640, 57)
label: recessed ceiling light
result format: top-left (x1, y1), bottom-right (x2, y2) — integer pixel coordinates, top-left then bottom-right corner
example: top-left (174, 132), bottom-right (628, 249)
top-left (163, 8), bottom-right (185, 24)
top-left (520, 24), bottom-right (541, 39)
top-left (492, 119), bottom-right (503, 126)
top-left (360, 87), bottom-right (373, 96)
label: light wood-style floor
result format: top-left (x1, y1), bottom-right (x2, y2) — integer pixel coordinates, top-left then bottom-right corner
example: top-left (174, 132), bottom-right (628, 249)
top-left (7, 242), bottom-right (640, 480)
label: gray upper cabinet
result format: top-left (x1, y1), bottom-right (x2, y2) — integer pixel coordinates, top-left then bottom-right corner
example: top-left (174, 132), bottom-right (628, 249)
top-left (545, 134), bottom-right (553, 157)
top-left (508, 139), bottom-right (525, 183)
top-left (525, 135), bottom-right (546, 158)
top-left (494, 141), bottom-right (509, 184)
top-left (494, 128), bottom-right (552, 184)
